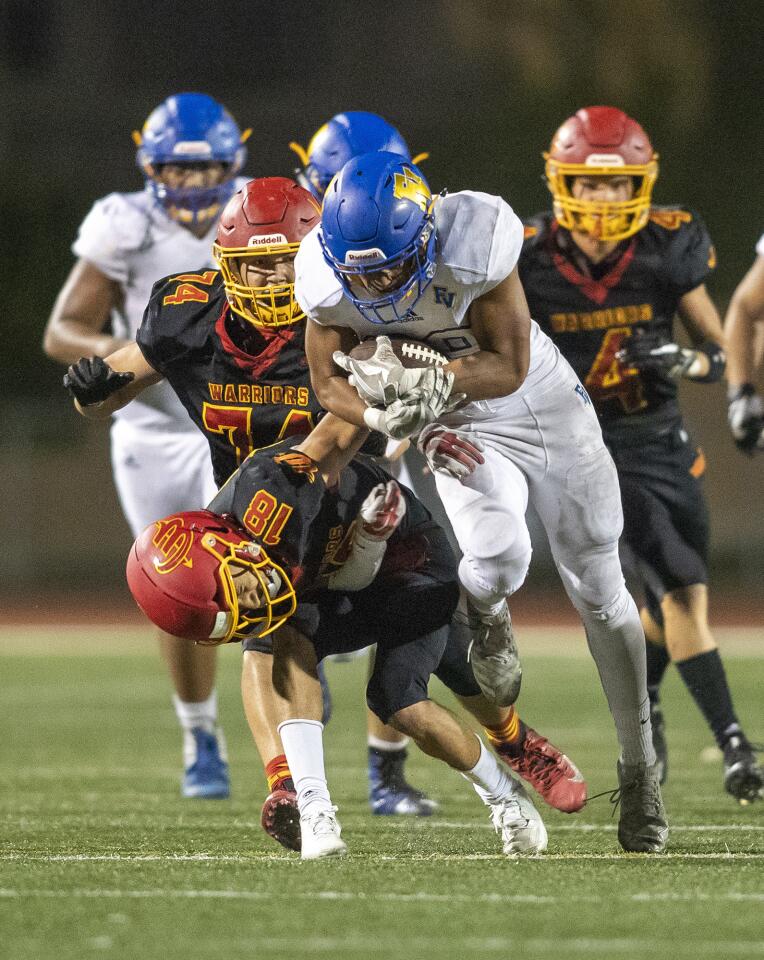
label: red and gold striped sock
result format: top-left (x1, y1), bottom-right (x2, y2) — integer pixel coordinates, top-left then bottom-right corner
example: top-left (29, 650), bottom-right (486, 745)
top-left (265, 754), bottom-right (293, 792)
top-left (484, 707), bottom-right (523, 752)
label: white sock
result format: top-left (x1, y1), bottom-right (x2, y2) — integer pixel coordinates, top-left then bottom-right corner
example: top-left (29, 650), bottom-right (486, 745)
top-left (367, 734), bottom-right (409, 752)
top-left (172, 690), bottom-right (218, 733)
top-left (461, 737), bottom-right (517, 805)
top-left (173, 691), bottom-right (222, 767)
top-left (278, 719), bottom-right (333, 816)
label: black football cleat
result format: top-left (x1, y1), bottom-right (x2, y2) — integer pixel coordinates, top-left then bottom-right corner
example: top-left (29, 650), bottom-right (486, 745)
top-left (723, 735), bottom-right (764, 805)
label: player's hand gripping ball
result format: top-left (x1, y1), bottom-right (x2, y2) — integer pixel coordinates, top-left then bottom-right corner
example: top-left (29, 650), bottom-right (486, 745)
top-left (63, 356), bottom-right (135, 406)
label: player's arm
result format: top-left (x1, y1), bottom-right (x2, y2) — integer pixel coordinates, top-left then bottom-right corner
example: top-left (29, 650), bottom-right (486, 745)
top-left (724, 254), bottom-right (764, 387)
top-left (43, 259), bottom-right (129, 362)
top-left (445, 266), bottom-right (531, 400)
top-left (66, 341), bottom-right (163, 420)
top-left (618, 283), bottom-right (726, 383)
top-left (305, 318), bottom-right (369, 427)
top-left (292, 412), bottom-right (370, 481)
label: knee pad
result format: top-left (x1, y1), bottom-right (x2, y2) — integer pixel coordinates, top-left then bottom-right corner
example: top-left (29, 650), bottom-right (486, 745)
top-left (459, 535), bottom-right (532, 602)
top-left (579, 583), bottom-right (636, 629)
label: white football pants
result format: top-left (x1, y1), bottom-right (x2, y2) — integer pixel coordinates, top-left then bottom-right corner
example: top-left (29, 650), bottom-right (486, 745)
top-left (434, 356), bottom-right (655, 765)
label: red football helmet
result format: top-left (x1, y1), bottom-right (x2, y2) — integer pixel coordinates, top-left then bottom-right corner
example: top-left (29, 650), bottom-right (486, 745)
top-left (126, 510), bottom-right (296, 644)
top-left (213, 176), bottom-right (320, 329)
top-left (544, 106), bottom-right (659, 241)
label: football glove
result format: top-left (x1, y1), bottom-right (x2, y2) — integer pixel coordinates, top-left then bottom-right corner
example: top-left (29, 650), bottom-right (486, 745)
top-left (334, 335), bottom-right (458, 410)
top-left (359, 480), bottom-right (406, 541)
top-left (616, 333), bottom-right (697, 379)
top-left (728, 384), bottom-right (764, 455)
top-left (63, 356), bottom-right (135, 406)
top-left (363, 377), bottom-right (455, 440)
top-left (417, 424), bottom-right (486, 480)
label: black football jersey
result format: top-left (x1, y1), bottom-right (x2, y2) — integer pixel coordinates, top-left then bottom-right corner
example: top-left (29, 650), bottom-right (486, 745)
top-left (136, 269), bottom-right (323, 486)
top-left (208, 438), bottom-right (432, 598)
top-left (519, 208), bottom-right (716, 444)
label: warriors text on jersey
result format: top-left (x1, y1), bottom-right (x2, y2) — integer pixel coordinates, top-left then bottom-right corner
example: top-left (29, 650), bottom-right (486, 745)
top-left (519, 208), bottom-right (716, 443)
top-left (72, 182), bottom-right (249, 433)
top-left (136, 271), bottom-right (322, 486)
top-left (295, 190), bottom-right (565, 402)
top-left (208, 438), bottom-right (434, 600)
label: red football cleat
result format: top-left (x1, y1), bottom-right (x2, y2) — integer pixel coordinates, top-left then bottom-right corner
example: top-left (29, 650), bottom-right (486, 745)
top-left (496, 725), bottom-right (587, 813)
top-left (261, 789), bottom-right (301, 851)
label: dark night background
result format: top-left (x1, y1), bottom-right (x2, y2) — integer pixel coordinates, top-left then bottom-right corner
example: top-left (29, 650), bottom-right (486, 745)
top-left (1, 0), bottom-right (762, 597)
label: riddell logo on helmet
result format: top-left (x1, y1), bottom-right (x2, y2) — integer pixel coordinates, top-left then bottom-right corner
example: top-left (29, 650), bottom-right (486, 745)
top-left (248, 233), bottom-right (288, 246)
top-left (345, 248), bottom-right (386, 264)
top-left (151, 517), bottom-right (195, 574)
top-left (172, 141), bottom-right (213, 157)
top-left (585, 154), bottom-right (625, 166)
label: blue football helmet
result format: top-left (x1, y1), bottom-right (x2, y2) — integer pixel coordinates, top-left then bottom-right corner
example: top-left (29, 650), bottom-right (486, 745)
top-left (319, 151), bottom-right (437, 324)
top-left (289, 112), bottom-right (427, 199)
top-left (133, 93), bottom-right (250, 227)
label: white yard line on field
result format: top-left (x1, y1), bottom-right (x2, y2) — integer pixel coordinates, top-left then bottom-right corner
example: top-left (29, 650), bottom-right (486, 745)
top-left (0, 888), bottom-right (762, 904)
top-left (2, 851), bottom-right (764, 863)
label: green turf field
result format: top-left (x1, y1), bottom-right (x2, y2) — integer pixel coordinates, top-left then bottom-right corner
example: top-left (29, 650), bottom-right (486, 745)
top-left (1, 626), bottom-right (762, 960)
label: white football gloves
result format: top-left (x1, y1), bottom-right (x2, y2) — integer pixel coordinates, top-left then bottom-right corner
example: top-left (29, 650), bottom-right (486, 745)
top-left (334, 335), bottom-right (463, 440)
top-left (417, 424), bottom-right (486, 480)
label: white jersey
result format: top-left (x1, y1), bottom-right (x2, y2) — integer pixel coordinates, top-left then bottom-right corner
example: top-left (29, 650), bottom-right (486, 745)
top-left (295, 190), bottom-right (563, 400)
top-left (756, 232), bottom-right (764, 257)
top-left (72, 180), bottom-right (249, 432)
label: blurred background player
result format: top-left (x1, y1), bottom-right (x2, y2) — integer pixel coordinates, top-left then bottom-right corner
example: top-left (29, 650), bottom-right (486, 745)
top-left (298, 151), bottom-right (667, 852)
top-left (289, 111), bottom-right (441, 815)
top-left (725, 231), bottom-right (764, 454)
top-left (519, 106), bottom-right (763, 802)
top-left (43, 92), bottom-right (250, 800)
top-left (289, 110), bottom-right (428, 200)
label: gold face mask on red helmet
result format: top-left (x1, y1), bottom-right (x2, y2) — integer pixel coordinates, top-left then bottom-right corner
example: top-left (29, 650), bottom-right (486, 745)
top-left (544, 106), bottom-right (659, 242)
top-left (213, 177), bottom-right (320, 330)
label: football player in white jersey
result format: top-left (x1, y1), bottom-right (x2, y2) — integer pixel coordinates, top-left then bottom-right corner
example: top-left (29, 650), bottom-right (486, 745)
top-left (43, 93), bottom-right (250, 799)
top-left (297, 152), bottom-right (669, 853)
top-left (725, 232), bottom-right (764, 454)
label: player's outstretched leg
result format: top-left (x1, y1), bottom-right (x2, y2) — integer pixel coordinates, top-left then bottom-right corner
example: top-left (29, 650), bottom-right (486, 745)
top-left (389, 700), bottom-right (546, 856)
top-left (483, 708), bottom-right (586, 813)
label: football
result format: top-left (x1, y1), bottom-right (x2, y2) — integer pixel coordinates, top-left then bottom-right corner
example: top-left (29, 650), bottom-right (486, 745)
top-left (348, 336), bottom-right (448, 369)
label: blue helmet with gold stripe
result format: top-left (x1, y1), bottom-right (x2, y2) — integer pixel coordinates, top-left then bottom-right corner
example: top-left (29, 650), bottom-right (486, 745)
top-left (319, 151), bottom-right (437, 324)
top-left (290, 112), bottom-right (427, 200)
top-left (133, 93), bottom-right (250, 227)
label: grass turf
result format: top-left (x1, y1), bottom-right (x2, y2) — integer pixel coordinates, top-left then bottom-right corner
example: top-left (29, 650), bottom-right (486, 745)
top-left (1, 626), bottom-right (762, 960)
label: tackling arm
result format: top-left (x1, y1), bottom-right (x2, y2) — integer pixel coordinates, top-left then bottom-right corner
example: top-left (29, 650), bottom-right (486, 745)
top-left (43, 259), bottom-right (128, 362)
top-left (69, 341), bottom-right (163, 420)
top-left (305, 318), bottom-right (370, 426)
top-left (445, 267), bottom-right (531, 400)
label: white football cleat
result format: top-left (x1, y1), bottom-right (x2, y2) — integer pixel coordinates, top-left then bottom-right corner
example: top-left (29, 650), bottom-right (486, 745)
top-left (489, 785), bottom-right (548, 857)
top-left (300, 806), bottom-right (348, 861)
